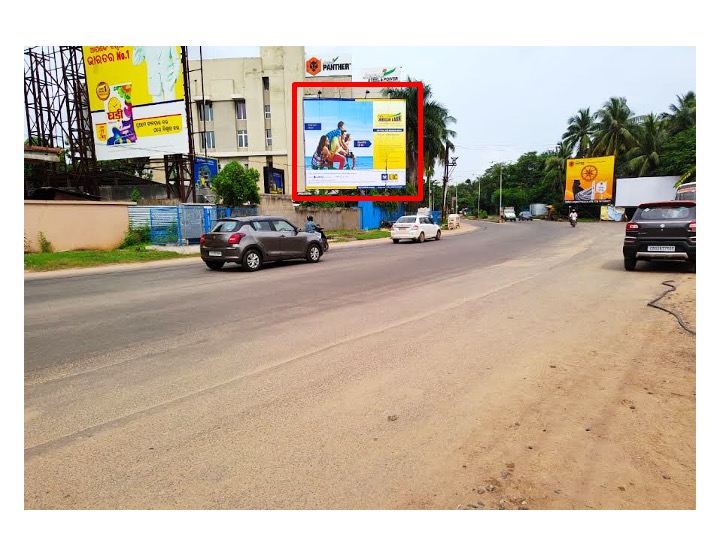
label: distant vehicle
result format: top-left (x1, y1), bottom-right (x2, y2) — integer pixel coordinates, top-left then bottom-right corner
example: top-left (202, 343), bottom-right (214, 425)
top-left (675, 182), bottom-right (696, 201)
top-left (200, 216), bottom-right (324, 271)
top-left (622, 201), bottom-right (696, 271)
top-left (518, 211), bottom-right (533, 221)
top-left (391, 215), bottom-right (442, 243)
top-left (502, 207), bottom-right (517, 221)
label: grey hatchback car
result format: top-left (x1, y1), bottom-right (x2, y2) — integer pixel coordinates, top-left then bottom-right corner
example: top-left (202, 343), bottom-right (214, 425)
top-left (200, 216), bottom-right (324, 271)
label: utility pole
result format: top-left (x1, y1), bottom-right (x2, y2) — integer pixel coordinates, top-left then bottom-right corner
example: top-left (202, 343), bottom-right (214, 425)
top-left (441, 142), bottom-right (457, 224)
top-left (499, 163), bottom-right (503, 217)
top-left (477, 176), bottom-right (481, 217)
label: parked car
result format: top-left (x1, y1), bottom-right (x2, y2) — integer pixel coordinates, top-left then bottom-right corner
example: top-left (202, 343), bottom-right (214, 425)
top-left (200, 216), bottom-right (324, 271)
top-left (518, 211), bottom-right (533, 221)
top-left (622, 201), bottom-right (696, 271)
top-left (502, 207), bottom-right (517, 221)
top-left (390, 215), bottom-right (441, 243)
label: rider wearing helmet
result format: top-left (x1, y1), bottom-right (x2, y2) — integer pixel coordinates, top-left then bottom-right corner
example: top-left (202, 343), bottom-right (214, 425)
top-left (304, 215), bottom-right (317, 233)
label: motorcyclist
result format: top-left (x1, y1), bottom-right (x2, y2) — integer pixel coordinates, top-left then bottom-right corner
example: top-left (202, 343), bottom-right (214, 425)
top-left (304, 215), bottom-right (317, 233)
top-left (569, 208), bottom-right (578, 225)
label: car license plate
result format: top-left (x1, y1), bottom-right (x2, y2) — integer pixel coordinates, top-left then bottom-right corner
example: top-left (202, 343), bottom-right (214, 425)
top-left (648, 246), bottom-right (675, 252)
top-left (209, 251), bottom-right (222, 257)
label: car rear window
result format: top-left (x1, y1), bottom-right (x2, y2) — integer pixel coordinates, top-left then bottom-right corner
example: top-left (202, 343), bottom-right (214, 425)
top-left (635, 205), bottom-right (695, 221)
top-left (396, 216), bottom-right (416, 223)
top-left (211, 220), bottom-right (240, 233)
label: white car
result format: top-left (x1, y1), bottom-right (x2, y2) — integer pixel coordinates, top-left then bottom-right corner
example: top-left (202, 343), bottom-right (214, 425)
top-left (390, 215), bottom-right (442, 243)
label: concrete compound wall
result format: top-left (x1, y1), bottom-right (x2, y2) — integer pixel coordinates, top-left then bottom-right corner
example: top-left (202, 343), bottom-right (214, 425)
top-left (25, 200), bottom-right (135, 253)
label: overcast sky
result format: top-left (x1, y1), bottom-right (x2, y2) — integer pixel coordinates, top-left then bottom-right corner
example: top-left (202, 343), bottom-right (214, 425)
top-left (188, 46), bottom-right (695, 184)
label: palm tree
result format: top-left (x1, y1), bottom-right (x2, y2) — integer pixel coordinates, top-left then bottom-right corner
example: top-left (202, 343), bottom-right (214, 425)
top-left (382, 79), bottom-right (456, 200)
top-left (562, 108), bottom-right (594, 158)
top-left (661, 91), bottom-right (696, 135)
top-left (544, 140), bottom-right (573, 199)
top-left (592, 97), bottom-right (638, 157)
top-left (625, 113), bottom-right (667, 176)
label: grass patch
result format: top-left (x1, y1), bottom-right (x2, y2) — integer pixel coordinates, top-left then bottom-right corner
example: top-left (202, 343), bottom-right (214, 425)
top-left (24, 248), bottom-right (194, 273)
top-left (326, 229), bottom-right (390, 241)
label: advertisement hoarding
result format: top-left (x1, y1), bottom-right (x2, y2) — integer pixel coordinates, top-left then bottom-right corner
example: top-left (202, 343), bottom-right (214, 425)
top-left (304, 55), bottom-right (353, 77)
top-left (303, 98), bottom-right (406, 190)
top-left (360, 67), bottom-right (402, 82)
top-left (82, 46), bottom-right (189, 161)
top-left (193, 156), bottom-right (218, 188)
top-left (564, 156), bottom-right (616, 204)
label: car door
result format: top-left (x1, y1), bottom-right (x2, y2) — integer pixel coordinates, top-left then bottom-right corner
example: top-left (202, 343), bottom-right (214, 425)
top-left (421, 216), bottom-right (434, 236)
top-left (270, 219), bottom-right (306, 259)
top-left (249, 219), bottom-right (276, 257)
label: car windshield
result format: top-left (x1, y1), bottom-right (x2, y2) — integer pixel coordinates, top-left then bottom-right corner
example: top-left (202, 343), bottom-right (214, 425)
top-left (396, 216), bottom-right (417, 223)
top-left (636, 205), bottom-right (695, 221)
top-left (211, 220), bottom-right (240, 232)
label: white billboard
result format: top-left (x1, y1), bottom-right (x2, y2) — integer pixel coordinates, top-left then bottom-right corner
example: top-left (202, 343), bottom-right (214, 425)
top-left (360, 67), bottom-right (402, 82)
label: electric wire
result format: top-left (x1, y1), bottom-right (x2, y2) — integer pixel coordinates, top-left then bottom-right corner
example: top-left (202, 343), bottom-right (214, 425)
top-left (647, 279), bottom-right (696, 335)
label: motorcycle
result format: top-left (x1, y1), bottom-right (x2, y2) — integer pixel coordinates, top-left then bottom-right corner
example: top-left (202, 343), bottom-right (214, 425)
top-left (313, 224), bottom-right (330, 251)
top-left (569, 215), bottom-right (577, 228)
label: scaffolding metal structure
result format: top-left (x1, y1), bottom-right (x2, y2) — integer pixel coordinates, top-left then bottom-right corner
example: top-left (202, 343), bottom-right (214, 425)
top-left (23, 46), bottom-right (196, 202)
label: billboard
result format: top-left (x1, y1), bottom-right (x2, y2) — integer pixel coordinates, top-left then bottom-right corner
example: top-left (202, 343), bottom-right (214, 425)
top-left (565, 156), bottom-right (615, 204)
top-left (360, 67), bottom-right (403, 82)
top-left (82, 46), bottom-right (189, 161)
top-left (303, 98), bottom-right (406, 190)
top-left (193, 156), bottom-right (218, 188)
top-left (304, 55), bottom-right (353, 77)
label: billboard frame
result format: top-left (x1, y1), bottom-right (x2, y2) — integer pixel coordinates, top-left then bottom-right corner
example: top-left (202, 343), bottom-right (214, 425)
top-left (292, 81), bottom-right (424, 203)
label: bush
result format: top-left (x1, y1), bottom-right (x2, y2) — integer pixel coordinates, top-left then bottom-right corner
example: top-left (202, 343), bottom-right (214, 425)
top-left (38, 231), bottom-right (53, 253)
top-left (212, 161), bottom-right (261, 207)
top-left (478, 210), bottom-right (488, 219)
top-left (120, 225), bottom-right (151, 248)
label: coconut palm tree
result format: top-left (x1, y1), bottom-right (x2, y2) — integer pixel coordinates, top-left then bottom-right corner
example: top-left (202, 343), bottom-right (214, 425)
top-left (562, 108), bottom-right (594, 158)
top-left (544, 140), bottom-right (574, 199)
top-left (661, 91), bottom-right (696, 135)
top-left (382, 80), bottom-right (456, 198)
top-left (592, 97), bottom-right (638, 157)
top-left (625, 113), bottom-right (667, 177)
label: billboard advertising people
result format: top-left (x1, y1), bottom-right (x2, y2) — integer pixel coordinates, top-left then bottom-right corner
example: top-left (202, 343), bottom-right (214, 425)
top-left (82, 46), bottom-right (189, 161)
top-left (564, 156), bottom-right (615, 204)
top-left (303, 98), bottom-right (406, 190)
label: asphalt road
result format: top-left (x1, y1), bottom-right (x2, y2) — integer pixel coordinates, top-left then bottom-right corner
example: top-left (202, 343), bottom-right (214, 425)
top-left (24, 219), bottom-right (696, 511)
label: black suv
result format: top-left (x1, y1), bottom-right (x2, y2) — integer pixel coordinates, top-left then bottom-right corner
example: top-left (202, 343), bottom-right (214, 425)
top-left (623, 201), bottom-right (696, 271)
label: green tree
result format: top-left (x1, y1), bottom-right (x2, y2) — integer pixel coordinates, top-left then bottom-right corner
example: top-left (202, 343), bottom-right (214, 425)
top-left (211, 161), bottom-right (261, 207)
top-left (625, 113), bottom-right (667, 177)
top-left (661, 91), bottom-right (696, 135)
top-left (592, 97), bottom-right (638, 157)
top-left (382, 79), bottom-right (456, 202)
top-left (655, 125), bottom-right (696, 181)
top-left (543, 141), bottom-right (573, 205)
top-left (563, 108), bottom-right (594, 158)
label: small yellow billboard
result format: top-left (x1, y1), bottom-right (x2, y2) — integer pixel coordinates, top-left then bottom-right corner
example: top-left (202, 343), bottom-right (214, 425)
top-left (565, 156), bottom-right (615, 204)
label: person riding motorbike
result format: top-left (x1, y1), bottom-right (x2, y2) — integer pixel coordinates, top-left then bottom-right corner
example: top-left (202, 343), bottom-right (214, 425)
top-left (305, 215), bottom-right (329, 250)
top-left (569, 209), bottom-right (578, 227)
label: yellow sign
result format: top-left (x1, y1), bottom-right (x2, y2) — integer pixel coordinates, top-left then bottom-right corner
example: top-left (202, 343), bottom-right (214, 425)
top-left (565, 156), bottom-right (615, 204)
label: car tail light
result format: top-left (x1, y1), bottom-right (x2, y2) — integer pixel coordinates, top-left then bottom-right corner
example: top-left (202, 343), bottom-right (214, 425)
top-left (626, 222), bottom-right (639, 231)
top-left (200, 234), bottom-right (205, 244)
top-left (689, 220), bottom-right (696, 233)
top-left (228, 233), bottom-right (245, 245)
top-left (411, 225), bottom-right (418, 230)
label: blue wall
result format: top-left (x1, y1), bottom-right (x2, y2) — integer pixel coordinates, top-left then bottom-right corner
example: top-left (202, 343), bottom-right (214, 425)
top-left (357, 201), bottom-right (405, 230)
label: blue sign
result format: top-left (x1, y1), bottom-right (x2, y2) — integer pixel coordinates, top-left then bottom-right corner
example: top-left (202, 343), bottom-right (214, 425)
top-left (304, 123), bottom-right (321, 130)
top-left (355, 140), bottom-right (372, 147)
top-left (194, 157), bottom-right (218, 188)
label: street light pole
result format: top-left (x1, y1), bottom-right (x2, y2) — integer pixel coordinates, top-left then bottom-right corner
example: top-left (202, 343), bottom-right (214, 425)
top-left (477, 177), bottom-right (481, 217)
top-left (498, 163), bottom-right (503, 217)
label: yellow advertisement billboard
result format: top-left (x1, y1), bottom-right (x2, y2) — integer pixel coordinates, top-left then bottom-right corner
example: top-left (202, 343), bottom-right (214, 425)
top-left (82, 46), bottom-right (189, 160)
top-left (565, 156), bottom-right (616, 204)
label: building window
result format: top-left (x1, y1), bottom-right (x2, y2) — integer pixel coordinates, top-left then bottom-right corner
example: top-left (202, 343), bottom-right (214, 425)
top-left (200, 131), bottom-right (215, 149)
top-left (266, 129), bottom-right (272, 147)
top-left (197, 101), bottom-right (213, 122)
top-left (264, 105), bottom-right (271, 119)
top-left (262, 77), bottom-right (269, 91)
top-left (236, 100), bottom-right (246, 120)
top-left (237, 130), bottom-right (249, 148)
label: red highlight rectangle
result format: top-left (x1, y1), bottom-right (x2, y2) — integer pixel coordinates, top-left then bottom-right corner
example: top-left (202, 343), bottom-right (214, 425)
top-left (292, 81), bottom-right (423, 202)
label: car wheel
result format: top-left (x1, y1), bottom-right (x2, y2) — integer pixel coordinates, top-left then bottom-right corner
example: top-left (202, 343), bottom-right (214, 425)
top-left (624, 257), bottom-right (637, 271)
top-left (392, 239), bottom-right (400, 244)
top-left (418, 232), bottom-right (425, 243)
top-left (435, 229), bottom-right (441, 241)
top-left (242, 249), bottom-right (262, 271)
top-left (306, 244), bottom-right (322, 263)
top-left (205, 260), bottom-right (224, 271)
